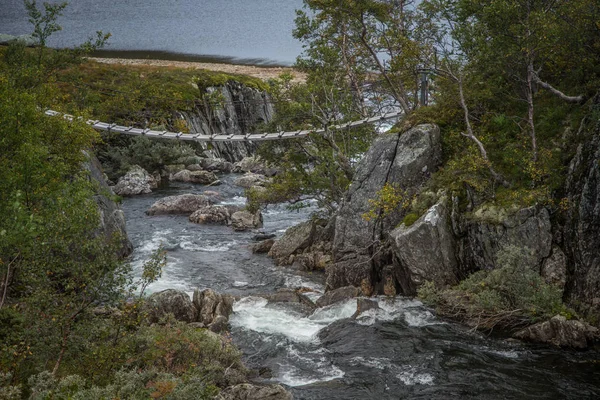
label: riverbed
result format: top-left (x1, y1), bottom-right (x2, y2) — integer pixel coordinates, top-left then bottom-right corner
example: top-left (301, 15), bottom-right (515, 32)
top-left (121, 174), bottom-right (600, 400)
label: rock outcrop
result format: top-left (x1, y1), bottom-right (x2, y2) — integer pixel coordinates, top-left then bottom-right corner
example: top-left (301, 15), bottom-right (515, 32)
top-left (265, 289), bottom-right (316, 311)
top-left (171, 169), bottom-right (219, 184)
top-left (252, 239), bottom-right (275, 254)
top-left (231, 210), bottom-right (263, 231)
top-left (562, 105), bottom-right (600, 318)
top-left (145, 289), bottom-right (197, 323)
top-left (181, 81), bottom-right (274, 162)
top-left (112, 165), bottom-right (157, 196)
top-left (85, 153), bottom-right (133, 257)
top-left (146, 194), bottom-right (211, 216)
top-left (514, 315), bottom-right (598, 349)
top-left (326, 124), bottom-right (442, 293)
top-left (390, 199), bottom-right (458, 295)
top-left (189, 205), bottom-right (231, 225)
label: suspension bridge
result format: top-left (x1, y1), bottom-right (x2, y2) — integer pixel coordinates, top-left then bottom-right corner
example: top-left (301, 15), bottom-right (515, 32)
top-left (45, 109), bottom-right (402, 142)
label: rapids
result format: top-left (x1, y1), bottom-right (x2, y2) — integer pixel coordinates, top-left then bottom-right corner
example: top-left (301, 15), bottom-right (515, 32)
top-left (122, 175), bottom-right (600, 399)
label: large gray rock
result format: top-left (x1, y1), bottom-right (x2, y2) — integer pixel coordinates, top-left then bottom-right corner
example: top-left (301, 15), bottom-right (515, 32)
top-left (216, 383), bottom-right (292, 400)
top-left (333, 124), bottom-right (442, 256)
top-left (464, 205), bottom-right (552, 271)
top-left (563, 106), bottom-right (600, 317)
top-left (231, 210), bottom-right (263, 231)
top-left (189, 205), bottom-right (230, 225)
top-left (112, 165), bottom-right (157, 196)
top-left (252, 239), bottom-right (275, 254)
top-left (233, 172), bottom-right (267, 188)
top-left (514, 315), bottom-right (598, 349)
top-left (315, 286), bottom-right (362, 308)
top-left (326, 124), bottom-right (442, 293)
top-left (171, 169), bottom-right (218, 184)
top-left (266, 289), bottom-right (316, 310)
top-left (193, 288), bottom-right (235, 332)
top-left (84, 153), bottom-right (133, 257)
top-left (146, 194), bottom-right (210, 216)
top-left (390, 199), bottom-right (458, 295)
top-left (268, 221), bottom-right (316, 265)
top-left (201, 157), bottom-right (234, 173)
top-left (145, 289), bottom-right (196, 323)
top-left (541, 246), bottom-right (567, 290)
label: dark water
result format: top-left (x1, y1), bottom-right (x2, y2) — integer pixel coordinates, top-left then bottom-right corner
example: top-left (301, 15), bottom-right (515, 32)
top-left (121, 175), bottom-right (600, 400)
top-left (0, 0), bottom-right (303, 65)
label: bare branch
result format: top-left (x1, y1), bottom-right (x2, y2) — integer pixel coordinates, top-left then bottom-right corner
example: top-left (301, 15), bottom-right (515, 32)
top-left (533, 73), bottom-right (585, 103)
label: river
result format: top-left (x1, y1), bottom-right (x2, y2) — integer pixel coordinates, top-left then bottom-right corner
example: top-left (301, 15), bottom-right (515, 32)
top-left (121, 174), bottom-right (600, 400)
top-left (0, 0), bottom-right (303, 65)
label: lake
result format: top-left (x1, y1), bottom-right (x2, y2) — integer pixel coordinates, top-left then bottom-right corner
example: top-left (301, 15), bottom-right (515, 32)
top-left (0, 0), bottom-right (304, 65)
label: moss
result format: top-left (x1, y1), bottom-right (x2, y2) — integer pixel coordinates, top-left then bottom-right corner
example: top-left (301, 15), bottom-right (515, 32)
top-left (402, 212), bottom-right (420, 227)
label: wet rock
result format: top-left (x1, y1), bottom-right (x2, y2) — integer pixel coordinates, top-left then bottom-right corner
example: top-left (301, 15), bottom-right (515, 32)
top-left (146, 194), bottom-right (211, 216)
top-left (252, 239), bottom-right (275, 254)
top-left (269, 221), bottom-right (316, 265)
top-left (216, 383), bottom-right (292, 400)
top-left (541, 246), bottom-right (567, 290)
top-left (325, 254), bottom-right (373, 295)
top-left (390, 199), bottom-right (458, 295)
top-left (513, 315), bottom-right (598, 349)
top-left (351, 298), bottom-right (380, 319)
top-left (193, 288), bottom-right (234, 332)
top-left (202, 190), bottom-right (223, 202)
top-left (171, 169), bottom-right (219, 184)
top-left (233, 172), bottom-right (267, 188)
top-left (266, 289), bottom-right (316, 310)
top-left (112, 165), bottom-right (157, 196)
top-left (201, 157), bottom-right (234, 173)
top-left (145, 289), bottom-right (196, 323)
top-left (189, 205), bottom-right (231, 225)
top-left (231, 210), bottom-right (263, 231)
top-left (253, 233), bottom-right (276, 241)
top-left (316, 286), bottom-right (362, 308)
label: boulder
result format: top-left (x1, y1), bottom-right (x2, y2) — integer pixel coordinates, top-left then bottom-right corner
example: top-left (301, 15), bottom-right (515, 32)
top-left (293, 251), bottom-right (331, 271)
top-left (189, 205), bottom-right (231, 225)
top-left (186, 163), bottom-right (203, 171)
top-left (266, 289), bottom-right (316, 310)
top-left (327, 124), bottom-right (442, 293)
top-left (316, 286), bottom-right (362, 308)
top-left (233, 172), bottom-right (267, 188)
top-left (333, 124), bottom-right (442, 257)
top-left (233, 156), bottom-right (268, 174)
top-left (216, 383), bottom-right (292, 400)
top-left (268, 221), bottom-right (316, 265)
top-left (513, 315), bottom-right (598, 349)
top-left (253, 233), bottom-right (276, 241)
top-left (112, 165), bottom-right (157, 196)
top-left (146, 194), bottom-right (210, 216)
top-left (193, 289), bottom-right (235, 332)
top-left (145, 289), bottom-right (196, 323)
top-left (231, 210), bottom-right (263, 231)
top-left (202, 190), bottom-right (223, 202)
top-left (252, 239), bottom-right (275, 254)
top-left (390, 199), bottom-right (458, 295)
top-left (201, 158), bottom-right (234, 173)
top-left (464, 206), bottom-right (552, 271)
top-left (351, 298), bottom-right (380, 319)
top-left (171, 169), bottom-right (219, 184)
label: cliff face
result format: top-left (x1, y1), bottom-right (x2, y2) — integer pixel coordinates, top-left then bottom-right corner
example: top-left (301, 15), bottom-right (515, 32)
top-left (562, 97), bottom-right (600, 319)
top-left (180, 81), bottom-right (274, 162)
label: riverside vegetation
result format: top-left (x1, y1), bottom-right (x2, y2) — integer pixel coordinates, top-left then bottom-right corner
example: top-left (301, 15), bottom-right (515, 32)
top-left (1, 0), bottom-right (600, 398)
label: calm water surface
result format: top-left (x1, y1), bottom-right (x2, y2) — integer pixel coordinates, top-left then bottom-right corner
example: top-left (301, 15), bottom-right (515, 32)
top-left (0, 0), bottom-right (303, 65)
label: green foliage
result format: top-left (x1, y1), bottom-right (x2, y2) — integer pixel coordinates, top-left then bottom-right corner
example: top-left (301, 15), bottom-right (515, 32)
top-left (402, 213), bottom-right (420, 227)
top-left (363, 183), bottom-right (411, 222)
top-left (418, 246), bottom-right (571, 329)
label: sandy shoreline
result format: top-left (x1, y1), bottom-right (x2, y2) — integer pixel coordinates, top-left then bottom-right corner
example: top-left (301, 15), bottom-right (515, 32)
top-left (88, 57), bottom-right (306, 83)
